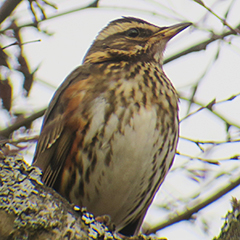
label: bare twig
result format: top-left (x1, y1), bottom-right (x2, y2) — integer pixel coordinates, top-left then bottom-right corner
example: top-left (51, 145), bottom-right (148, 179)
top-left (179, 93), bottom-right (240, 129)
top-left (2, 40), bottom-right (41, 50)
top-left (180, 136), bottom-right (240, 146)
top-left (0, 109), bottom-right (46, 138)
top-left (193, 0), bottom-right (240, 34)
top-left (176, 152), bottom-right (239, 164)
top-left (185, 51), bottom-right (219, 114)
top-left (0, 0), bottom-right (100, 31)
top-left (164, 23), bottom-right (240, 64)
top-left (0, 135), bottom-right (39, 145)
top-left (143, 173), bottom-right (240, 234)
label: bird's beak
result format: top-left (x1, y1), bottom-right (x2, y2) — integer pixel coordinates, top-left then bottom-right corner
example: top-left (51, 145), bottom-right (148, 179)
top-left (155, 22), bottom-right (192, 40)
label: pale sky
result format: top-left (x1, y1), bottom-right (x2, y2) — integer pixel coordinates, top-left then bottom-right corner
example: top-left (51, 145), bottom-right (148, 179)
top-left (2, 0), bottom-right (240, 239)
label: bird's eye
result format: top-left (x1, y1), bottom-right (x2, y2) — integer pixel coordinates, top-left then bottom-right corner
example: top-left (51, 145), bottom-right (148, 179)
top-left (126, 28), bottom-right (139, 38)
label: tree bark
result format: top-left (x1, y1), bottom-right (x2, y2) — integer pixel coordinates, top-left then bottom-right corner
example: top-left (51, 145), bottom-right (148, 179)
top-left (213, 197), bottom-right (240, 240)
top-left (0, 150), bottom-right (240, 240)
top-left (0, 151), bottom-right (115, 239)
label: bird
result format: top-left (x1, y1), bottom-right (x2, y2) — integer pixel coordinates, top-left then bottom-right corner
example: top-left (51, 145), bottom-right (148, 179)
top-left (33, 17), bottom-right (192, 236)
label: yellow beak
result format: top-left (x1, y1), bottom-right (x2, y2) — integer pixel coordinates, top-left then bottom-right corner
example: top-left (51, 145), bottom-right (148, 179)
top-left (155, 22), bottom-right (192, 40)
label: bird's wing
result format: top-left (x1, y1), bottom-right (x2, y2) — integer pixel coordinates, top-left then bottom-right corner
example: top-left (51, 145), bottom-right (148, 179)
top-left (33, 65), bottom-right (91, 187)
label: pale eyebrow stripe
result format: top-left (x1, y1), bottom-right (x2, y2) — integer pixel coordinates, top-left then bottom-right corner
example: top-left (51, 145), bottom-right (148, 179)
top-left (96, 22), bottom-right (158, 41)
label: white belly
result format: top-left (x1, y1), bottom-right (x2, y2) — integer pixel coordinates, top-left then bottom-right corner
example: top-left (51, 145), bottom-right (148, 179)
top-left (69, 96), bottom-right (178, 231)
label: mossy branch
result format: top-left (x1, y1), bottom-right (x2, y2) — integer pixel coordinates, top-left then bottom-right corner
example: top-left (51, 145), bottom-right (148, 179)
top-left (0, 151), bottom-right (159, 240)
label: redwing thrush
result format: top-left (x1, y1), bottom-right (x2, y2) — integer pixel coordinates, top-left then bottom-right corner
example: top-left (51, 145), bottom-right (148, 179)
top-left (33, 17), bottom-right (191, 236)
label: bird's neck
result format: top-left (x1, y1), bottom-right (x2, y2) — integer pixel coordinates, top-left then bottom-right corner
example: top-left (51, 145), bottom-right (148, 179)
top-left (89, 59), bottom-right (177, 106)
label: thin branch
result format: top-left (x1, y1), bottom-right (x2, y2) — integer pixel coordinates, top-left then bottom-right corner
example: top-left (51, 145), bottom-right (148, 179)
top-left (0, 109), bottom-right (46, 138)
top-left (176, 152), bottom-right (239, 164)
top-left (143, 173), bottom-right (240, 234)
top-left (180, 136), bottom-right (240, 146)
top-left (164, 23), bottom-right (240, 64)
top-left (2, 39), bottom-right (41, 50)
top-left (0, 0), bottom-right (100, 32)
top-left (193, 0), bottom-right (240, 34)
top-left (28, 0), bottom-right (57, 23)
top-left (185, 51), bottom-right (219, 114)
top-left (0, 135), bottom-right (38, 145)
top-left (42, 0), bottom-right (99, 19)
top-left (179, 94), bottom-right (240, 129)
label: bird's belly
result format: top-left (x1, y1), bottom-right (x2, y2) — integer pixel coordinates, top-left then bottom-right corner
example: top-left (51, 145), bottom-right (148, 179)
top-left (70, 100), bottom-right (178, 230)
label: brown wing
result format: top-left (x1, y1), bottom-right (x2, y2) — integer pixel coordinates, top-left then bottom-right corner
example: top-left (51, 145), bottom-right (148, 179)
top-left (33, 65), bottom-right (91, 187)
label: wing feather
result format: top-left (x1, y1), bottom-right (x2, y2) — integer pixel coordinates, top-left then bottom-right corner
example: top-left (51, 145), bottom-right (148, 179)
top-left (33, 65), bottom-right (90, 187)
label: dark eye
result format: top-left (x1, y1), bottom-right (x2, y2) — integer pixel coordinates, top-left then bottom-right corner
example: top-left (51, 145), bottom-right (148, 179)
top-left (126, 28), bottom-right (139, 38)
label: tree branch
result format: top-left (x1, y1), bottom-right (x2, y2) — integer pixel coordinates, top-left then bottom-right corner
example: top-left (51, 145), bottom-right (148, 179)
top-left (0, 0), bottom-right (100, 32)
top-left (179, 95), bottom-right (240, 129)
top-left (0, 150), bottom-right (240, 239)
top-left (213, 197), bottom-right (240, 240)
top-left (0, 152), bottom-right (152, 240)
top-left (164, 24), bottom-right (240, 64)
top-left (143, 174), bottom-right (240, 235)
top-left (0, 0), bottom-right (21, 24)
top-left (0, 109), bottom-right (46, 139)
top-left (0, 153), bottom-right (93, 239)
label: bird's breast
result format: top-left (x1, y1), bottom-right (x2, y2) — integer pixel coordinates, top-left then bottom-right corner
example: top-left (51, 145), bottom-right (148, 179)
top-left (67, 78), bottom-right (179, 229)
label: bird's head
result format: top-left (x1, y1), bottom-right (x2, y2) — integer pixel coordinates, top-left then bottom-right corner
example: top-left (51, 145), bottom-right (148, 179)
top-left (83, 17), bottom-right (191, 65)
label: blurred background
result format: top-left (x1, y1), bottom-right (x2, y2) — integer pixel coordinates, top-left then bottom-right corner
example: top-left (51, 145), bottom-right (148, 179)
top-left (0, 0), bottom-right (240, 239)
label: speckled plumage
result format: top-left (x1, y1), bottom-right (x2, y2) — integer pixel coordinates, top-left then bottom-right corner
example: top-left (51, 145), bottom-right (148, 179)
top-left (33, 17), bottom-right (191, 236)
